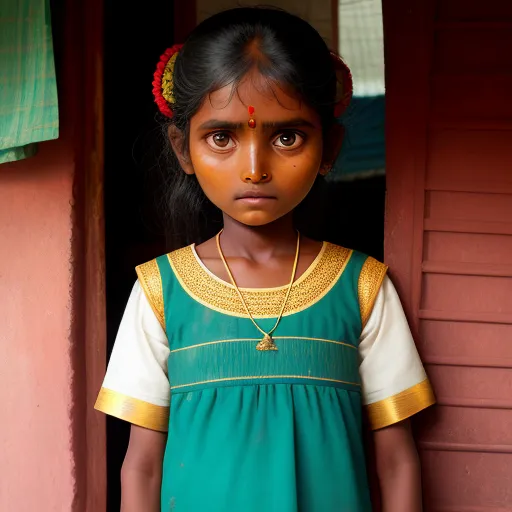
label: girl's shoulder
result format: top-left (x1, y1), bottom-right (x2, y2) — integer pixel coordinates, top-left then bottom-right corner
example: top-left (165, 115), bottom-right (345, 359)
top-left (322, 242), bottom-right (387, 278)
top-left (323, 242), bottom-right (388, 325)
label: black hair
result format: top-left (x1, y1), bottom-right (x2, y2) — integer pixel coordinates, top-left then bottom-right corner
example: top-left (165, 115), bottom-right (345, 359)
top-left (160, 7), bottom-right (339, 249)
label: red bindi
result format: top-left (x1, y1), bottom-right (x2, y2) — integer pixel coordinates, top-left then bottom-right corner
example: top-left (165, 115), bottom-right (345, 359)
top-left (248, 106), bottom-right (256, 128)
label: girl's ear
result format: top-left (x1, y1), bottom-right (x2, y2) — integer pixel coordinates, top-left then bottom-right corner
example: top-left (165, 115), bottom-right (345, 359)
top-left (168, 125), bottom-right (195, 175)
top-left (319, 123), bottom-right (345, 176)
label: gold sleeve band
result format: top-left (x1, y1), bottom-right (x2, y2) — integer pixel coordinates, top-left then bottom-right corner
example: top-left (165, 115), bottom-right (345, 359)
top-left (358, 256), bottom-right (388, 329)
top-left (94, 387), bottom-right (169, 432)
top-left (365, 379), bottom-right (436, 430)
top-left (135, 259), bottom-right (165, 331)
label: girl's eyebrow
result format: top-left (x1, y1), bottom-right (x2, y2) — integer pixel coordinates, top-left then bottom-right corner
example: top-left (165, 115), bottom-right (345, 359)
top-left (263, 118), bottom-right (315, 129)
top-left (198, 120), bottom-right (245, 130)
top-left (198, 118), bottom-right (315, 131)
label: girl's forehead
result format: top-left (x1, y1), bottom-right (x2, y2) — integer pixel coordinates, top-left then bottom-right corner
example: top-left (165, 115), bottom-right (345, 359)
top-left (205, 70), bottom-right (304, 115)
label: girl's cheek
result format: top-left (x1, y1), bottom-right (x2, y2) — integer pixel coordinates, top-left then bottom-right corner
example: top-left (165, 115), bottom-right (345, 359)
top-left (191, 150), bottom-right (224, 170)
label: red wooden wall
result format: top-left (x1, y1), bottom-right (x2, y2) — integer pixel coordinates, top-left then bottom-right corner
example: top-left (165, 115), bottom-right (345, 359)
top-left (384, 1), bottom-right (512, 510)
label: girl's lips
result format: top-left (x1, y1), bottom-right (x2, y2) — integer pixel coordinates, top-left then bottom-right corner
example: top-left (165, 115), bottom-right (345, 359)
top-left (236, 189), bottom-right (276, 199)
top-left (236, 196), bottom-right (277, 205)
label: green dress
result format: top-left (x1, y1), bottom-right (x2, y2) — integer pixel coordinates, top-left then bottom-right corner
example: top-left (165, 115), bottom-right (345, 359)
top-left (95, 241), bottom-right (435, 511)
top-left (157, 242), bottom-right (374, 511)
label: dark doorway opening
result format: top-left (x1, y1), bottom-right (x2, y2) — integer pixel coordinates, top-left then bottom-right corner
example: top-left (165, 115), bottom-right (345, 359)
top-left (103, 2), bottom-right (175, 509)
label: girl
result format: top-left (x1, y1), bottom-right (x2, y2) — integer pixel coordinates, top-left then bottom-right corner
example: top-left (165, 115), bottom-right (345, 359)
top-left (95, 7), bottom-right (435, 512)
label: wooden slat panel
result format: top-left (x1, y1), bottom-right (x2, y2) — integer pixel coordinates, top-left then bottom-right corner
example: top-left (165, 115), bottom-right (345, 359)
top-left (424, 219), bottom-right (512, 236)
top-left (422, 261), bottom-right (512, 278)
top-left (419, 309), bottom-right (512, 325)
top-left (418, 406), bottom-right (512, 448)
top-left (421, 442), bottom-right (512, 454)
top-left (424, 232), bottom-right (512, 266)
top-left (436, 21), bottom-right (512, 30)
top-left (436, 396), bottom-right (512, 410)
top-left (429, 118), bottom-right (512, 133)
top-left (426, 365), bottom-right (512, 410)
top-left (437, 0), bottom-right (512, 22)
top-left (426, 191), bottom-right (512, 223)
top-left (433, 30), bottom-right (512, 74)
top-left (429, 120), bottom-right (512, 132)
top-left (422, 273), bottom-right (512, 313)
top-left (425, 355), bottom-right (512, 369)
top-left (418, 320), bottom-right (512, 367)
top-left (426, 130), bottom-right (512, 193)
top-left (434, 507), bottom-right (512, 512)
top-left (431, 76), bottom-right (512, 122)
top-left (421, 451), bottom-right (512, 510)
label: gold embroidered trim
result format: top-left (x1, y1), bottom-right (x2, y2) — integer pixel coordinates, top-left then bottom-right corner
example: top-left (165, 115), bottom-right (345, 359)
top-left (365, 379), bottom-right (436, 430)
top-left (171, 374), bottom-right (361, 391)
top-left (135, 259), bottom-right (165, 331)
top-left (94, 387), bottom-right (169, 432)
top-left (358, 256), bottom-right (388, 329)
top-left (168, 243), bottom-right (352, 318)
top-left (170, 336), bottom-right (357, 354)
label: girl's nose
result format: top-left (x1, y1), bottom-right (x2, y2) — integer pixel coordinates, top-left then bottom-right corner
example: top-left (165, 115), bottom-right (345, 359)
top-left (240, 144), bottom-right (271, 183)
top-left (241, 169), bottom-right (271, 183)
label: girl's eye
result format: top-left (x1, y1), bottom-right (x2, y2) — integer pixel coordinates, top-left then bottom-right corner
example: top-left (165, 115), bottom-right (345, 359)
top-left (273, 131), bottom-right (304, 149)
top-left (206, 132), bottom-right (235, 150)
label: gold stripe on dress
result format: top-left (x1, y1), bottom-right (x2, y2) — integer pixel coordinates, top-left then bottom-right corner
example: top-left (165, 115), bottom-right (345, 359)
top-left (94, 387), bottom-right (169, 432)
top-left (168, 243), bottom-right (353, 318)
top-left (135, 258), bottom-right (165, 331)
top-left (365, 379), bottom-right (436, 430)
top-left (358, 256), bottom-right (388, 329)
top-left (170, 336), bottom-right (357, 354)
top-left (170, 374), bottom-right (361, 391)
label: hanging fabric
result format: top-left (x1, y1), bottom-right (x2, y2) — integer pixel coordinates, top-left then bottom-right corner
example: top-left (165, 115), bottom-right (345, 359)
top-left (0, 0), bottom-right (59, 164)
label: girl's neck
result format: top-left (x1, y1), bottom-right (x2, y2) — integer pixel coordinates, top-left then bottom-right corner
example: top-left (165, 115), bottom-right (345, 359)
top-left (220, 213), bottom-right (297, 262)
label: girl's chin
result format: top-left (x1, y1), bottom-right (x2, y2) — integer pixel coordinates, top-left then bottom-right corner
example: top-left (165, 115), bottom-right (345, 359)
top-left (229, 211), bottom-right (292, 228)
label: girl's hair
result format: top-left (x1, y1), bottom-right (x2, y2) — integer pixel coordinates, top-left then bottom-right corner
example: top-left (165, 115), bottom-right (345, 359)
top-left (160, 7), bottom-right (339, 249)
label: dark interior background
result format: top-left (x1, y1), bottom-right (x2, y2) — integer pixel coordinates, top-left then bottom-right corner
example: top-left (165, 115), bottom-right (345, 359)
top-left (104, 2), bottom-right (174, 509)
top-left (104, 3), bottom-right (385, 509)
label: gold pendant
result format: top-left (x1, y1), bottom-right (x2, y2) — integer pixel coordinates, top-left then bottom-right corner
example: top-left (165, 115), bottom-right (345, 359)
top-left (256, 333), bottom-right (278, 351)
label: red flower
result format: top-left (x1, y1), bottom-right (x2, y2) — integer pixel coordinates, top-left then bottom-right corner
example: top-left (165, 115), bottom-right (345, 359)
top-left (152, 44), bottom-right (183, 118)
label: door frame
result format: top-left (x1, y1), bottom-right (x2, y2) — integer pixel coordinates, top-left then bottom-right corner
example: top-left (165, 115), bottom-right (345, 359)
top-left (382, 0), bottom-right (434, 336)
top-left (75, 0), bottom-right (106, 508)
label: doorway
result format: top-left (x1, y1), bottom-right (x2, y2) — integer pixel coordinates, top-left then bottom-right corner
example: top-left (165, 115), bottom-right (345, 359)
top-left (103, 1), bottom-right (175, 509)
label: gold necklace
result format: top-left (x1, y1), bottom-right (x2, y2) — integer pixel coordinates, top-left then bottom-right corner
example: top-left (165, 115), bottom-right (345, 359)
top-left (216, 230), bottom-right (301, 351)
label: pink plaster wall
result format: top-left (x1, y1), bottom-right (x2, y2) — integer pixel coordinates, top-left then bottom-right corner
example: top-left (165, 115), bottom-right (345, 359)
top-left (0, 140), bottom-right (77, 510)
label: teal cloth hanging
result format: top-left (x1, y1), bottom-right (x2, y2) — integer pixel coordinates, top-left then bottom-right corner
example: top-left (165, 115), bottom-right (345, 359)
top-left (332, 95), bottom-right (385, 180)
top-left (0, 0), bottom-right (59, 164)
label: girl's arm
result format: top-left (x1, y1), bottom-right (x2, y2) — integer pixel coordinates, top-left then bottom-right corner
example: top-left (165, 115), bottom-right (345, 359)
top-left (358, 274), bottom-right (435, 511)
top-left (121, 425), bottom-right (167, 512)
top-left (373, 419), bottom-right (422, 512)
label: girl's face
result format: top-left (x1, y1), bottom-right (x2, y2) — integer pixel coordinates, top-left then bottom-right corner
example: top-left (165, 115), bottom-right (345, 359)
top-left (178, 71), bottom-right (326, 227)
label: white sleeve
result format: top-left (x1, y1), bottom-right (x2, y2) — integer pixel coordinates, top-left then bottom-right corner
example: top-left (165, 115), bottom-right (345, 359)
top-left (359, 276), bottom-right (435, 430)
top-left (94, 281), bottom-right (170, 432)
